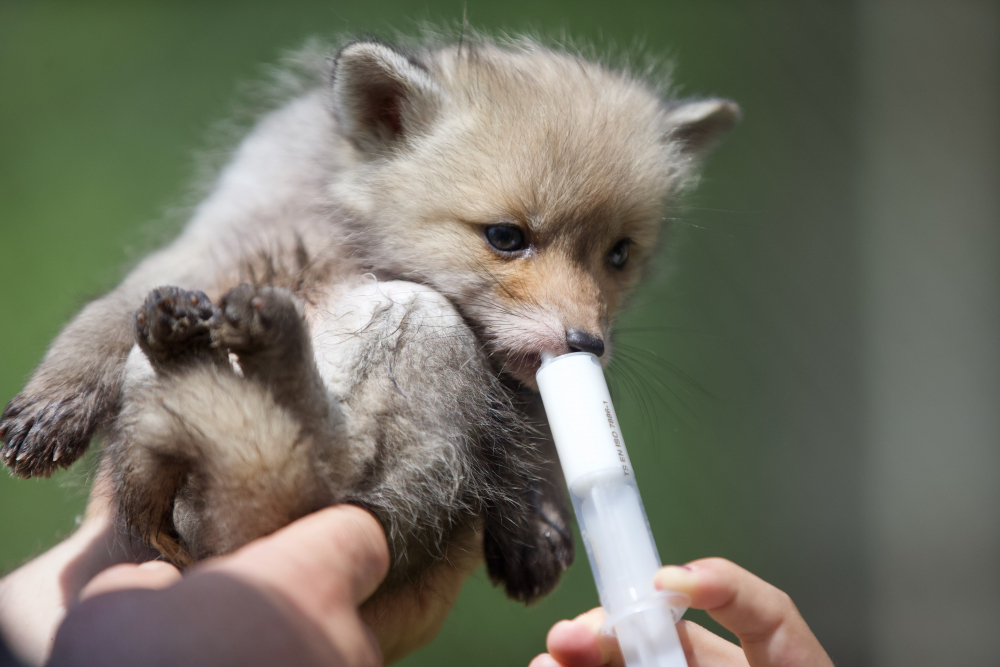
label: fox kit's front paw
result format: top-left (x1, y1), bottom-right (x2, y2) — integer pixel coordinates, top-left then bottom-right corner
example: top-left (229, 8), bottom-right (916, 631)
top-left (135, 286), bottom-right (221, 369)
top-left (1, 386), bottom-right (103, 478)
top-left (213, 284), bottom-right (305, 354)
top-left (484, 495), bottom-right (575, 604)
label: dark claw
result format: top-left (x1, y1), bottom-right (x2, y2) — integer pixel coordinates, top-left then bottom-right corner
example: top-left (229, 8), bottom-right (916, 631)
top-left (1, 370), bottom-right (107, 478)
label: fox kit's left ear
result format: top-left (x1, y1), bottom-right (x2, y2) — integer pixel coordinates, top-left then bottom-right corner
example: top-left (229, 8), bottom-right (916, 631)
top-left (663, 98), bottom-right (741, 157)
top-left (332, 39), bottom-right (444, 154)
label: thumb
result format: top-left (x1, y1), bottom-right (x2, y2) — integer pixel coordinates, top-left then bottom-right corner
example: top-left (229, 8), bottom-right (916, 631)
top-left (204, 504), bottom-right (391, 609)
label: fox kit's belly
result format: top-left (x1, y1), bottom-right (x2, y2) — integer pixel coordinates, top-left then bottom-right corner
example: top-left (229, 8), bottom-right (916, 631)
top-left (308, 277), bottom-right (468, 403)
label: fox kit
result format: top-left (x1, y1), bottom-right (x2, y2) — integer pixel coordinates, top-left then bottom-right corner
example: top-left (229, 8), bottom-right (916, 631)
top-left (0, 32), bottom-right (737, 602)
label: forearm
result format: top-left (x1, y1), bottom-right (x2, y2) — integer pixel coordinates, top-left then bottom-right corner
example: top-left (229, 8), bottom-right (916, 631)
top-left (0, 501), bottom-right (147, 666)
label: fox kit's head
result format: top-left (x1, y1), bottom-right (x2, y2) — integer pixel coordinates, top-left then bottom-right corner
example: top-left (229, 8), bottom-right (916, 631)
top-left (331, 36), bottom-right (738, 387)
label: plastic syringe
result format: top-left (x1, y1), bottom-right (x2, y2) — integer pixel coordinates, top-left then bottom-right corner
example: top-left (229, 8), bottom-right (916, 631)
top-left (536, 352), bottom-right (689, 667)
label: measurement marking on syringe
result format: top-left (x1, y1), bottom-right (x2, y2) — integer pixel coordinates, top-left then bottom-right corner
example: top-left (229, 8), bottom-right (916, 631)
top-left (603, 401), bottom-right (631, 476)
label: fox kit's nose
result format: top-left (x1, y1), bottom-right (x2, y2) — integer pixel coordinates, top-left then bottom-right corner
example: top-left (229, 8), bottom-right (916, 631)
top-left (566, 329), bottom-right (605, 357)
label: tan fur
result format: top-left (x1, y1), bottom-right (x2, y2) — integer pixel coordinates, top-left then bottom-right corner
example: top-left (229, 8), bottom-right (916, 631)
top-left (121, 364), bottom-right (339, 560)
top-left (334, 38), bottom-right (737, 384)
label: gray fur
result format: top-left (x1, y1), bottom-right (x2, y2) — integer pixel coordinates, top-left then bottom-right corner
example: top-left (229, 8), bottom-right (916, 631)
top-left (1, 31), bottom-right (736, 603)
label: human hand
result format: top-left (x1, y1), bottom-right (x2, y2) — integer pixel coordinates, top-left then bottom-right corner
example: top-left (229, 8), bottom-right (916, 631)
top-left (49, 505), bottom-right (390, 667)
top-left (50, 503), bottom-right (477, 667)
top-left (0, 479), bottom-right (477, 667)
top-left (529, 558), bottom-right (833, 667)
top-left (0, 479), bottom-right (156, 666)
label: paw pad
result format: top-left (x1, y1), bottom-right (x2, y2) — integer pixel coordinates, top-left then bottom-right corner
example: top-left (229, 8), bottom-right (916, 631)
top-left (135, 286), bottom-right (220, 365)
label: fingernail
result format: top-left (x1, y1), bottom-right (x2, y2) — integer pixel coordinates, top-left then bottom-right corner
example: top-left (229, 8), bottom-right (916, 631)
top-left (573, 612), bottom-right (605, 636)
top-left (654, 564), bottom-right (699, 593)
top-left (138, 560), bottom-right (180, 574)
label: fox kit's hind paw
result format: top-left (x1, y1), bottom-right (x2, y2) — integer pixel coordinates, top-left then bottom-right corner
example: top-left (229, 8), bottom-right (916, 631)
top-left (212, 285), bottom-right (327, 425)
top-left (135, 286), bottom-right (221, 369)
top-left (213, 284), bottom-right (305, 354)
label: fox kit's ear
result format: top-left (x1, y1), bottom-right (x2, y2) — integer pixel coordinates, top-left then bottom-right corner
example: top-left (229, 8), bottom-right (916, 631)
top-left (332, 40), bottom-right (443, 154)
top-left (663, 98), bottom-right (741, 157)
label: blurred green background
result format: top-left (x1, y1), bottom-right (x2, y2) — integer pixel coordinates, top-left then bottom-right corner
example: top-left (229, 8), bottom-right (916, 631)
top-left (2, 2), bottom-right (998, 666)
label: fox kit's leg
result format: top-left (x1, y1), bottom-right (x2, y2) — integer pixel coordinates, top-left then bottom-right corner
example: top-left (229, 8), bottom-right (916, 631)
top-left (0, 292), bottom-right (139, 478)
top-left (212, 284), bottom-right (334, 434)
top-left (0, 236), bottom-right (229, 478)
top-left (113, 285), bottom-right (233, 567)
top-left (113, 284), bottom-right (339, 565)
top-left (482, 410), bottom-right (575, 603)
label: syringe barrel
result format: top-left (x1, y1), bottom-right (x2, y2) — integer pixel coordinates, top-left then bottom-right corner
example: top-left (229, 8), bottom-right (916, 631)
top-left (536, 352), bottom-right (688, 667)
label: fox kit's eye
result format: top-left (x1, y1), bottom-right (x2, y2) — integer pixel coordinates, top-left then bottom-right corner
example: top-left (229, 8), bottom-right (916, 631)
top-left (485, 225), bottom-right (526, 253)
top-left (608, 239), bottom-right (630, 269)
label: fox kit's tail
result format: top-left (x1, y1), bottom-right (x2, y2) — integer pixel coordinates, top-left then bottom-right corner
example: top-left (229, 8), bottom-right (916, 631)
top-left (110, 364), bottom-right (337, 565)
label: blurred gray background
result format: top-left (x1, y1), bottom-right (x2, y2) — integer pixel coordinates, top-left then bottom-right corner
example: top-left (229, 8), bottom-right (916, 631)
top-left (1, 2), bottom-right (997, 665)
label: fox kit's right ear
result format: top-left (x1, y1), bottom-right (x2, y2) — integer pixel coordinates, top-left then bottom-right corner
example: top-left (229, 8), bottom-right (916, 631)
top-left (332, 40), bottom-right (444, 154)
